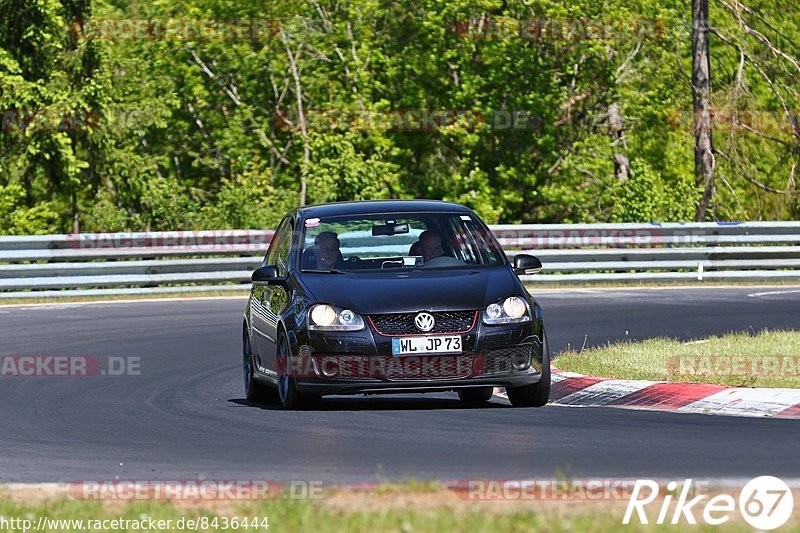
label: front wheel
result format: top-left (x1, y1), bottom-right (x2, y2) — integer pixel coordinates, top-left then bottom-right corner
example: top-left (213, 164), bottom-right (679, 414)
top-left (277, 332), bottom-right (321, 410)
top-left (506, 334), bottom-right (551, 408)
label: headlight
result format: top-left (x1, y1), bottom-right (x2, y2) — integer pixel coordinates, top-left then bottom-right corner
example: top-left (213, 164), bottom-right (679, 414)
top-left (308, 304), bottom-right (365, 331)
top-left (482, 296), bottom-right (531, 324)
top-left (503, 296), bottom-right (527, 319)
top-left (486, 303), bottom-right (503, 319)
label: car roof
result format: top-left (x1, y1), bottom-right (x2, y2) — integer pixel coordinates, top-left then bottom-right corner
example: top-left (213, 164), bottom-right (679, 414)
top-left (296, 200), bottom-right (474, 219)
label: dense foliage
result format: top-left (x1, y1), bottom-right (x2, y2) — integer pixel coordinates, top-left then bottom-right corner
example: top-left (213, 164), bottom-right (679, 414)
top-left (1, 0), bottom-right (798, 234)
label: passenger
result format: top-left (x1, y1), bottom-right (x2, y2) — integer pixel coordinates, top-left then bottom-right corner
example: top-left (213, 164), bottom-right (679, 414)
top-left (315, 231), bottom-right (342, 270)
top-left (418, 230), bottom-right (444, 263)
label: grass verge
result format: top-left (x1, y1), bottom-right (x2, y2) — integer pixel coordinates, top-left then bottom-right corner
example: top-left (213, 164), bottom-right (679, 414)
top-left (555, 329), bottom-right (800, 388)
top-left (0, 484), bottom-right (785, 533)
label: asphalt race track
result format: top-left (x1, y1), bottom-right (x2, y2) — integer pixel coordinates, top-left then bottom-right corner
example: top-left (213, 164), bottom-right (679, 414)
top-left (1, 286), bottom-right (799, 483)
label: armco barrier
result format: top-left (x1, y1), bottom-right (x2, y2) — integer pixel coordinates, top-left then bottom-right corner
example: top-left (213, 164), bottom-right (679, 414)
top-left (0, 223), bottom-right (798, 298)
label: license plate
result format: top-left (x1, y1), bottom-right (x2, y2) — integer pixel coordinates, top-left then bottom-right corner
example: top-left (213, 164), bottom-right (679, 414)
top-left (392, 336), bottom-right (462, 355)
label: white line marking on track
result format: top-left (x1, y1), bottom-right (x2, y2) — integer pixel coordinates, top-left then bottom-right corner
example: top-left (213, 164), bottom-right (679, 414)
top-left (533, 285), bottom-right (800, 297)
top-left (747, 289), bottom-right (800, 298)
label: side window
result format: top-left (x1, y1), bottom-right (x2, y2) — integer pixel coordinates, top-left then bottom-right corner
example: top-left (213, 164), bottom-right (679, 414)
top-left (274, 220), bottom-right (294, 276)
top-left (264, 218), bottom-right (289, 266)
top-left (444, 216), bottom-right (501, 266)
top-left (444, 217), bottom-right (479, 264)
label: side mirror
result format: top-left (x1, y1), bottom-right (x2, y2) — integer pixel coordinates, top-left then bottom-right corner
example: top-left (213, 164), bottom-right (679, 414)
top-left (513, 254), bottom-right (542, 275)
top-left (251, 265), bottom-right (284, 285)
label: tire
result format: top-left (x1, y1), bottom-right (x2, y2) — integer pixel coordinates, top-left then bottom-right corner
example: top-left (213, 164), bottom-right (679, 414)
top-left (458, 387), bottom-right (494, 404)
top-left (276, 331), bottom-right (321, 410)
top-left (243, 326), bottom-right (276, 403)
top-left (506, 333), bottom-right (551, 408)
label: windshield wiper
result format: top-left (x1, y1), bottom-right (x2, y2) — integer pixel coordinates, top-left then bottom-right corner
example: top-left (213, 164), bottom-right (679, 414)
top-left (301, 269), bottom-right (347, 274)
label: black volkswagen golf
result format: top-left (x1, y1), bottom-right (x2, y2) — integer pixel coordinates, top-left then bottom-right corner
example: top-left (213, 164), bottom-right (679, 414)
top-left (243, 200), bottom-right (549, 409)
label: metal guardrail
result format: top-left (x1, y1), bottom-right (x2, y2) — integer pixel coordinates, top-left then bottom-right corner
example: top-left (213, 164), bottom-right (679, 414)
top-left (0, 223), bottom-right (798, 298)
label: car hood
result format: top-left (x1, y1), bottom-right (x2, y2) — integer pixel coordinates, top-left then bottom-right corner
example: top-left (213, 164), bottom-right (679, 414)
top-left (299, 267), bottom-right (521, 314)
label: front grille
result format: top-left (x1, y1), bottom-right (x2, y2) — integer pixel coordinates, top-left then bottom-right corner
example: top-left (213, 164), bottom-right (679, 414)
top-left (483, 344), bottom-right (532, 375)
top-left (368, 310), bottom-right (477, 336)
top-left (314, 355), bottom-right (473, 381)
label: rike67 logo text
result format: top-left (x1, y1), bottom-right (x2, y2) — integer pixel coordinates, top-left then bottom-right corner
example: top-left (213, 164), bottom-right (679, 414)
top-left (624, 477), bottom-right (794, 530)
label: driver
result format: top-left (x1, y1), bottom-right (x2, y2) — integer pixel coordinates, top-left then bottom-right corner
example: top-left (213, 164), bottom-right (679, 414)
top-left (418, 230), bottom-right (444, 263)
top-left (315, 231), bottom-right (342, 269)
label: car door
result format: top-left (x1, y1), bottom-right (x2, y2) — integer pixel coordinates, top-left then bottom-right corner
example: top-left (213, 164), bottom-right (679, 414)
top-left (251, 217), bottom-right (291, 374)
top-left (263, 217), bottom-right (294, 371)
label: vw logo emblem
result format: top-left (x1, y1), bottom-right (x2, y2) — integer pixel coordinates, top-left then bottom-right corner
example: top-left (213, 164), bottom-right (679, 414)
top-left (414, 312), bottom-right (435, 332)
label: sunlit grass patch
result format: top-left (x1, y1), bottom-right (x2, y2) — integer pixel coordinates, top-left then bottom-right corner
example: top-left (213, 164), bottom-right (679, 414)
top-left (556, 329), bottom-right (800, 388)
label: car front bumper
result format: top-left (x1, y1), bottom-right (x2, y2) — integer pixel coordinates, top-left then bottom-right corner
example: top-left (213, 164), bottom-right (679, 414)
top-left (290, 319), bottom-right (545, 396)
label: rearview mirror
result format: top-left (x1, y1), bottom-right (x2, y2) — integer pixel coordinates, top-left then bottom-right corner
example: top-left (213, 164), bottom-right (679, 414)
top-left (251, 265), bottom-right (284, 285)
top-left (372, 223), bottom-right (409, 236)
top-left (513, 254), bottom-right (542, 275)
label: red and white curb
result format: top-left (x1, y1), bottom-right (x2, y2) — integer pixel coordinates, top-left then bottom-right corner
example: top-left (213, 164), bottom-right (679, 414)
top-left (495, 371), bottom-right (800, 419)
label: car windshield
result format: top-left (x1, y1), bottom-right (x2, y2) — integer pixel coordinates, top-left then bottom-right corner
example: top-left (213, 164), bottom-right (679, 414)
top-left (299, 212), bottom-right (505, 272)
